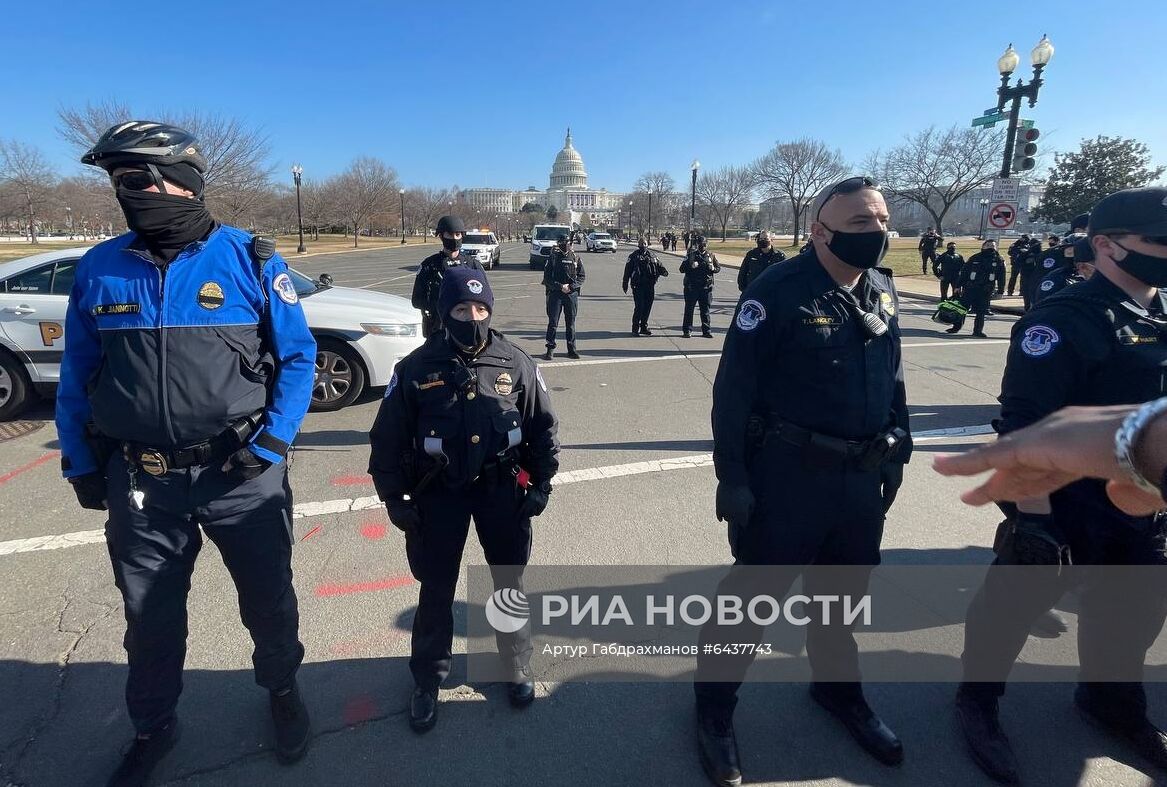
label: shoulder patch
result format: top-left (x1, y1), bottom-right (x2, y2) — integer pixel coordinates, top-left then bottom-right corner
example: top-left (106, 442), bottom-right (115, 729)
top-left (1043, 257), bottom-right (1056, 269)
top-left (1040, 279), bottom-right (1055, 292)
top-left (384, 371), bottom-right (398, 398)
top-left (273, 272), bottom-right (298, 305)
top-left (1020, 325), bottom-right (1060, 357)
top-left (535, 366), bottom-right (548, 393)
top-left (736, 299), bottom-right (767, 332)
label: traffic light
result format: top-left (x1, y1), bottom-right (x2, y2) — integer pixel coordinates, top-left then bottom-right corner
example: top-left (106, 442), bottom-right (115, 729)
top-left (1012, 127), bottom-right (1040, 173)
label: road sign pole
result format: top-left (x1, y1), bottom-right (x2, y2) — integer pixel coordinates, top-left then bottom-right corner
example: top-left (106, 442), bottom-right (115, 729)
top-left (1000, 94), bottom-right (1022, 178)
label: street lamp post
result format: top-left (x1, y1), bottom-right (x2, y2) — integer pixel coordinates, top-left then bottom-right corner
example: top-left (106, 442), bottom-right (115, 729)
top-left (399, 188), bottom-right (407, 244)
top-left (291, 164), bottom-right (306, 254)
top-left (978, 198), bottom-right (990, 238)
top-left (994, 35), bottom-right (1054, 179)
top-left (689, 159), bottom-right (700, 234)
top-left (65, 206), bottom-right (72, 239)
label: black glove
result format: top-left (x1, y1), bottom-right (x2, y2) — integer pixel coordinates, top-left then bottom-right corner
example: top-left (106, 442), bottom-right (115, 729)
top-left (518, 485), bottom-right (550, 518)
top-left (386, 501), bottom-right (422, 537)
top-left (622, 285), bottom-right (629, 294)
top-left (715, 482), bottom-right (755, 527)
top-left (880, 462), bottom-right (904, 514)
top-left (69, 472), bottom-right (107, 511)
top-left (221, 446), bottom-right (271, 482)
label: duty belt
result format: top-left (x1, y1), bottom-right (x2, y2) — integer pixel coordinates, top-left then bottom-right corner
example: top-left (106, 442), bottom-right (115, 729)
top-left (123, 410), bottom-right (263, 476)
top-left (750, 416), bottom-right (906, 471)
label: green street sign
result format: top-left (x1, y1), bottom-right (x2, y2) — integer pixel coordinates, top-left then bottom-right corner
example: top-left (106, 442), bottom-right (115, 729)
top-left (1019, 119), bottom-right (1035, 129)
top-left (971, 115), bottom-right (1001, 128)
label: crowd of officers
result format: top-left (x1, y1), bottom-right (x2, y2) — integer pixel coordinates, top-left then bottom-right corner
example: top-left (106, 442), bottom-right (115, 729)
top-left (49, 120), bottom-right (1167, 787)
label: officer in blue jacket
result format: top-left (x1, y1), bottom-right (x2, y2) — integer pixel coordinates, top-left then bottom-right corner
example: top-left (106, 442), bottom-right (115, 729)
top-left (56, 122), bottom-right (316, 786)
top-left (694, 177), bottom-right (911, 786)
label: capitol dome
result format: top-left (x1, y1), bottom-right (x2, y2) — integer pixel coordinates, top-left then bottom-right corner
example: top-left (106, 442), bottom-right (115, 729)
top-left (549, 128), bottom-right (588, 190)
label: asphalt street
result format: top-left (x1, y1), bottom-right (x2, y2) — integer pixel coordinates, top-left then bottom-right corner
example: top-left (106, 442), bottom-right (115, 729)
top-left (0, 241), bottom-right (1161, 786)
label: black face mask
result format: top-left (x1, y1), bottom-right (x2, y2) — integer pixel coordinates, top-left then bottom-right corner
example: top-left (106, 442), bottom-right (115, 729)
top-left (756, 238), bottom-right (769, 248)
top-left (820, 224), bottom-right (888, 269)
top-left (638, 244), bottom-right (647, 252)
top-left (116, 188), bottom-right (214, 254)
top-left (441, 236), bottom-right (462, 252)
top-left (1114, 242), bottom-right (1167, 287)
top-left (445, 316), bottom-right (491, 354)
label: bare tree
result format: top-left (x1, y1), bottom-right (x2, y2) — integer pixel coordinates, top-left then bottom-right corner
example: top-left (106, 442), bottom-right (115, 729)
top-left (332, 157), bottom-right (398, 247)
top-left (867, 125), bottom-right (1004, 233)
top-left (300, 180), bottom-right (336, 240)
top-left (405, 186), bottom-right (454, 241)
top-left (57, 100), bottom-right (273, 222)
top-left (751, 138), bottom-right (847, 244)
top-left (633, 171), bottom-right (676, 237)
top-left (0, 140), bottom-right (58, 243)
top-left (696, 165), bottom-right (756, 241)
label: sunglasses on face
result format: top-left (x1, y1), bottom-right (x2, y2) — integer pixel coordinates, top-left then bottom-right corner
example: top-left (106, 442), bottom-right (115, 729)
top-left (112, 170), bottom-right (157, 191)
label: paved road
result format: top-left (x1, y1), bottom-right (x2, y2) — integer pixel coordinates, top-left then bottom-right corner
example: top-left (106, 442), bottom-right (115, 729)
top-left (0, 241), bottom-right (1159, 786)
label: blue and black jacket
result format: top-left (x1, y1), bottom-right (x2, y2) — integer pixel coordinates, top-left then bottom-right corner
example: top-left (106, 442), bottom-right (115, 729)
top-left (56, 225), bottom-right (316, 477)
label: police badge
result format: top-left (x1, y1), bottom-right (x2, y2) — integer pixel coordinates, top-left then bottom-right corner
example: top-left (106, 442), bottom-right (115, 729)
top-left (494, 372), bottom-right (514, 396)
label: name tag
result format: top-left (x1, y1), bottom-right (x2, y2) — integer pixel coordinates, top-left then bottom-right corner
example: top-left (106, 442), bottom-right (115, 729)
top-left (419, 380), bottom-right (446, 390)
top-left (803, 316), bottom-right (841, 327)
top-left (92, 303), bottom-right (141, 315)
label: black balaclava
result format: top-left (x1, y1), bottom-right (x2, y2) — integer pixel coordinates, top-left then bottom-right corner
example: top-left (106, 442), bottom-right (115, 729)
top-left (115, 163), bottom-right (213, 263)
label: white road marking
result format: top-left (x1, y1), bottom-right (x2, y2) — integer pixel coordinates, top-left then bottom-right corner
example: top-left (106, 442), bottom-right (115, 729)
top-left (0, 425), bottom-right (998, 558)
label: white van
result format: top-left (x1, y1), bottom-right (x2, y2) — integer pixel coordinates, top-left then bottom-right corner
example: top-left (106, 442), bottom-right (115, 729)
top-left (529, 224), bottom-right (573, 269)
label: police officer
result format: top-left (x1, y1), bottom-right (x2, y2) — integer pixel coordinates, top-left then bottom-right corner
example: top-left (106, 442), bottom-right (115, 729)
top-left (369, 267), bottom-right (559, 732)
top-left (694, 177), bottom-right (911, 786)
top-left (935, 241), bottom-right (965, 301)
top-left (623, 235), bottom-right (670, 335)
top-left (956, 188), bottom-right (1167, 783)
top-left (918, 226), bottom-right (943, 274)
top-left (1006, 233), bottom-right (1031, 296)
top-left (57, 122), bottom-right (316, 785)
top-left (737, 230), bottom-right (787, 292)
top-left (1034, 214), bottom-right (1093, 305)
top-left (541, 232), bottom-right (586, 359)
top-left (947, 240), bottom-right (1006, 337)
top-left (1018, 235), bottom-right (1046, 310)
top-left (412, 215), bottom-right (485, 338)
top-left (680, 235), bottom-right (721, 338)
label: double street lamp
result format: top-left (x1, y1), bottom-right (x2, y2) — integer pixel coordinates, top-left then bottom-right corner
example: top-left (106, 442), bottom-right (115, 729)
top-left (994, 35), bottom-right (1054, 179)
top-left (291, 164), bottom-right (306, 254)
top-left (399, 188), bottom-right (407, 244)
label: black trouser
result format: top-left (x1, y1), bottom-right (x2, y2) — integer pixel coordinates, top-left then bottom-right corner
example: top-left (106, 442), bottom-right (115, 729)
top-left (1019, 267), bottom-right (1038, 311)
top-left (694, 439), bottom-right (885, 717)
top-left (683, 286), bottom-right (712, 333)
top-left (545, 290), bottom-right (578, 350)
top-left (952, 288), bottom-right (991, 334)
top-left (421, 311), bottom-right (441, 339)
top-left (940, 279), bottom-right (959, 301)
top-left (920, 249), bottom-right (937, 274)
top-left (960, 517), bottom-right (1167, 722)
top-left (632, 285), bottom-right (655, 332)
top-left (1007, 263), bottom-right (1021, 295)
top-left (104, 452), bottom-right (302, 735)
top-left (407, 475), bottom-right (533, 690)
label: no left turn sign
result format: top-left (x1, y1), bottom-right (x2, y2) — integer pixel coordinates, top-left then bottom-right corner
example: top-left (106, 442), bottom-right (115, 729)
top-left (988, 202), bottom-right (1018, 229)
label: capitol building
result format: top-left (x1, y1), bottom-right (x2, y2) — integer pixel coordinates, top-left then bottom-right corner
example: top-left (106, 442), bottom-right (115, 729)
top-left (458, 129), bottom-right (624, 225)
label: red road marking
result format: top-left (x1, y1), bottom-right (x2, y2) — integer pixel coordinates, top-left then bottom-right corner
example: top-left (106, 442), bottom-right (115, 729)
top-left (0, 451), bottom-right (60, 486)
top-left (300, 525), bottom-right (323, 542)
top-left (314, 574), bottom-right (415, 598)
top-left (331, 474), bottom-right (372, 486)
top-left (360, 522), bottom-right (388, 540)
top-left (342, 694), bottom-right (378, 726)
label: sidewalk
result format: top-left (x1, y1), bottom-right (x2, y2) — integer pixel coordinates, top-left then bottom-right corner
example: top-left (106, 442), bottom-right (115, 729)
top-left (627, 242), bottom-right (1026, 316)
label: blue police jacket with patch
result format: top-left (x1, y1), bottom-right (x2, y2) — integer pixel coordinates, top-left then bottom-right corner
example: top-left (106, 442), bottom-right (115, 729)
top-left (55, 225), bottom-right (317, 477)
top-left (712, 248), bottom-right (911, 487)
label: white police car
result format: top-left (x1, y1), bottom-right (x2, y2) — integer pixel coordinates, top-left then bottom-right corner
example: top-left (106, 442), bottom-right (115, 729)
top-left (0, 248), bottom-right (422, 419)
top-left (585, 232), bottom-right (617, 253)
top-left (461, 230), bottom-right (501, 269)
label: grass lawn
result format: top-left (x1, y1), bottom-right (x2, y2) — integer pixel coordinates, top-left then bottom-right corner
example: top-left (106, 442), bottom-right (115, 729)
top-left (687, 237), bottom-right (996, 279)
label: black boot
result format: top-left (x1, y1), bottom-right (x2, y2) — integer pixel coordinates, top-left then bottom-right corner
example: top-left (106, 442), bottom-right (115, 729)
top-left (1076, 685), bottom-right (1167, 772)
top-left (270, 682), bottom-right (311, 764)
top-left (972, 314), bottom-right (988, 338)
top-left (955, 689), bottom-right (1019, 783)
top-left (811, 685), bottom-right (903, 766)
top-left (641, 326), bottom-right (653, 336)
top-left (540, 349), bottom-right (554, 361)
top-left (682, 329), bottom-right (692, 338)
top-left (105, 721), bottom-right (180, 787)
top-left (410, 686), bottom-right (438, 733)
top-left (702, 329), bottom-right (714, 338)
top-left (696, 710), bottom-right (742, 787)
top-left (945, 326), bottom-right (961, 334)
top-left (508, 666), bottom-right (536, 708)
top-left (566, 347), bottom-right (581, 360)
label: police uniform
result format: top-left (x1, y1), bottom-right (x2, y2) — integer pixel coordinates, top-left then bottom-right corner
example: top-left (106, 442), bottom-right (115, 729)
top-left (680, 243), bottom-right (721, 337)
top-left (694, 247), bottom-right (910, 751)
top-left (918, 230), bottom-right (942, 274)
top-left (736, 244), bottom-right (787, 292)
top-left (622, 245), bottom-right (669, 335)
top-left (1006, 237), bottom-right (1030, 296)
top-left (542, 242), bottom-right (586, 355)
top-left (1018, 238), bottom-right (1045, 310)
top-left (1034, 235), bottom-right (1094, 306)
top-left (412, 250), bottom-right (485, 338)
top-left (934, 246), bottom-right (965, 301)
top-left (953, 248), bottom-right (1006, 336)
top-left (369, 269), bottom-right (558, 715)
top-left (56, 225), bottom-right (317, 736)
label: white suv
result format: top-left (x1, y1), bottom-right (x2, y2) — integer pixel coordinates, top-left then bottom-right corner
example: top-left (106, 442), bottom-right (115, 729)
top-left (0, 248), bottom-right (423, 418)
top-left (528, 224), bottom-right (573, 269)
top-left (461, 230), bottom-right (501, 269)
top-left (586, 232), bottom-right (617, 253)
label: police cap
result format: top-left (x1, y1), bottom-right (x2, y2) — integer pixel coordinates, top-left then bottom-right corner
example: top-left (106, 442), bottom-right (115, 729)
top-left (435, 215), bottom-right (466, 235)
top-left (1088, 187), bottom-right (1167, 238)
top-left (1072, 236), bottom-right (1095, 264)
top-left (1070, 212), bottom-right (1090, 232)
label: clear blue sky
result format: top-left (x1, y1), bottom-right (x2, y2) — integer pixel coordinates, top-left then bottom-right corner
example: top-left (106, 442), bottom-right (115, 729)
top-left (4, 0), bottom-right (1164, 193)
